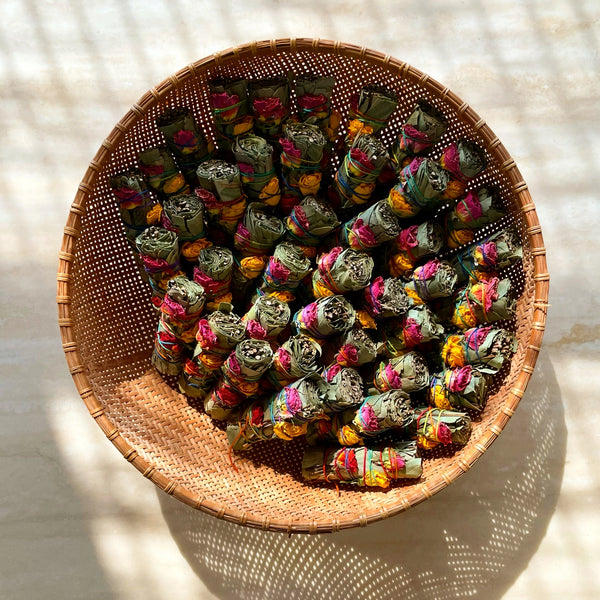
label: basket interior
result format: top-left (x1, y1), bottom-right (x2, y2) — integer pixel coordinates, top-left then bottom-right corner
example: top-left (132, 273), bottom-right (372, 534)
top-left (68, 43), bottom-right (537, 531)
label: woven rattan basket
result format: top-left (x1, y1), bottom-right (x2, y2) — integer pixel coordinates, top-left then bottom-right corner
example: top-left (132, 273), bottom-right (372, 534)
top-left (57, 39), bottom-right (549, 534)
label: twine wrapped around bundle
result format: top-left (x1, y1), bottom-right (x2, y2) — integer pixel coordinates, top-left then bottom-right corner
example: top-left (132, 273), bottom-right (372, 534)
top-left (388, 221), bottom-right (445, 277)
top-left (285, 195), bottom-right (341, 252)
top-left (136, 226), bottom-right (183, 305)
top-left (312, 246), bottom-right (374, 298)
top-left (302, 441), bottom-right (422, 487)
top-left (409, 407), bottom-right (472, 449)
top-left (319, 363), bottom-right (365, 413)
top-left (389, 99), bottom-right (448, 172)
top-left (382, 304), bottom-right (445, 355)
top-left (233, 134), bottom-right (281, 206)
top-left (266, 334), bottom-right (323, 389)
top-left (195, 159), bottom-right (246, 236)
top-left (242, 294), bottom-right (290, 341)
top-left (193, 246), bottom-right (234, 309)
top-left (259, 241), bottom-right (312, 297)
top-left (233, 202), bottom-right (284, 258)
top-left (292, 295), bottom-right (356, 340)
top-left (450, 277), bottom-right (516, 330)
top-left (208, 78), bottom-right (254, 153)
top-left (156, 107), bottom-right (214, 185)
top-left (152, 277), bottom-right (206, 375)
top-left (109, 170), bottom-right (157, 248)
top-left (332, 328), bottom-right (379, 368)
top-left (428, 366), bottom-right (490, 412)
top-left (249, 76), bottom-right (290, 142)
top-left (362, 276), bottom-right (410, 321)
top-left (345, 83), bottom-right (398, 147)
top-left (373, 351), bottom-right (430, 393)
top-left (138, 146), bottom-right (189, 199)
top-left (439, 138), bottom-right (488, 200)
top-left (295, 74), bottom-right (340, 141)
top-left (441, 325), bottom-right (517, 374)
top-left (404, 259), bottom-right (458, 304)
top-left (444, 185), bottom-right (506, 248)
top-left (341, 199), bottom-right (401, 252)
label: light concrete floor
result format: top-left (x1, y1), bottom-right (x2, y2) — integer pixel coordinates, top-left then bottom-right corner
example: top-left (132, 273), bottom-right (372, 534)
top-left (1, 1), bottom-right (598, 598)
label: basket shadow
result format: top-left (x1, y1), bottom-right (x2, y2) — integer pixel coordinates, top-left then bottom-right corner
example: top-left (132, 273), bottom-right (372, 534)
top-left (157, 349), bottom-right (564, 600)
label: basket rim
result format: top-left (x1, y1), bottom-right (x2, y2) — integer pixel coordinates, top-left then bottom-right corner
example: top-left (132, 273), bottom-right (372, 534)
top-left (56, 38), bottom-right (549, 534)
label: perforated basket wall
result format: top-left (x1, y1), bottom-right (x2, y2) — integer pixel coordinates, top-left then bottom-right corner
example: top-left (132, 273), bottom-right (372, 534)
top-left (57, 39), bottom-right (549, 534)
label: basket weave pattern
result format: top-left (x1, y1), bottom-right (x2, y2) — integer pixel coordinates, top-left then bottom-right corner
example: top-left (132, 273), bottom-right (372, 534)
top-left (57, 39), bottom-right (548, 533)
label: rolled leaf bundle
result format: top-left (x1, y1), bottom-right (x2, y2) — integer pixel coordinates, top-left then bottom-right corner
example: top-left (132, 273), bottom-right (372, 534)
top-left (404, 259), bottom-right (458, 304)
top-left (109, 170), bottom-right (156, 247)
top-left (260, 241), bottom-right (312, 295)
top-left (373, 351), bottom-right (430, 393)
top-left (410, 407), bottom-right (472, 449)
top-left (292, 295), bottom-right (356, 340)
top-left (335, 390), bottom-right (414, 446)
top-left (450, 229), bottom-right (523, 284)
top-left (285, 195), bottom-right (341, 248)
top-left (345, 83), bottom-right (399, 146)
top-left (162, 193), bottom-right (212, 263)
top-left (195, 159), bottom-right (246, 235)
top-left (387, 158), bottom-right (450, 219)
top-left (312, 246), bottom-right (374, 298)
top-left (158, 276), bottom-right (206, 343)
top-left (208, 78), bottom-right (254, 152)
top-left (279, 122), bottom-right (327, 203)
top-left (439, 138), bottom-right (488, 200)
top-left (332, 328), bottom-right (379, 367)
top-left (179, 308), bottom-right (246, 398)
top-left (249, 76), bottom-right (290, 142)
top-left (382, 305), bottom-right (445, 355)
top-left (451, 277), bottom-right (516, 330)
top-left (388, 221), bottom-right (445, 277)
top-left (363, 276), bottom-right (410, 320)
top-left (441, 325), bottom-right (517, 374)
top-left (152, 318), bottom-right (185, 375)
top-left (295, 74), bottom-right (340, 141)
top-left (389, 99), bottom-right (448, 172)
top-left (156, 107), bottom-right (214, 185)
top-left (136, 226), bottom-right (183, 304)
top-left (445, 186), bottom-right (506, 248)
top-left (193, 246), bottom-right (234, 307)
top-left (319, 363), bottom-right (364, 413)
top-left (341, 199), bottom-right (401, 252)
top-left (233, 202), bottom-right (284, 257)
top-left (205, 339), bottom-right (274, 418)
top-left (242, 294), bottom-right (290, 340)
top-left (231, 254), bottom-right (267, 302)
top-left (428, 366), bottom-right (490, 412)
top-left (138, 146), bottom-right (189, 198)
top-left (233, 134), bottom-right (281, 206)
top-left (302, 441), bottom-right (423, 487)
top-left (267, 334), bottom-right (322, 389)
top-left (333, 133), bottom-right (389, 209)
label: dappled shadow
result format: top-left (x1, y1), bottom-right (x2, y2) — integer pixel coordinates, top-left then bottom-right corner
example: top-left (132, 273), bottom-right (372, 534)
top-left (159, 350), bottom-right (565, 600)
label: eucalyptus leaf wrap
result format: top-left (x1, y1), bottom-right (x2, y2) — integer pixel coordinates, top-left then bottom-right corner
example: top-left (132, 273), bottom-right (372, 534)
top-left (441, 326), bottom-right (517, 374)
top-left (295, 74), bottom-right (339, 140)
top-left (109, 170), bottom-right (157, 247)
top-left (233, 134), bottom-right (281, 206)
top-left (242, 294), bottom-right (291, 340)
top-left (389, 99), bottom-right (448, 172)
top-left (138, 146), bottom-right (189, 199)
top-left (404, 259), bottom-right (458, 303)
top-left (388, 220), bottom-right (445, 277)
top-left (410, 407), bottom-right (472, 449)
top-left (292, 295), bottom-right (356, 340)
top-left (383, 305), bottom-right (445, 355)
top-left (335, 390), bottom-right (414, 446)
top-left (249, 76), bottom-right (290, 141)
top-left (260, 241), bottom-right (312, 295)
top-left (319, 364), bottom-right (364, 413)
top-left (233, 202), bottom-right (284, 257)
top-left (428, 366), bottom-right (490, 412)
top-left (208, 78), bottom-right (254, 152)
top-left (373, 351), bottom-right (430, 393)
top-left (450, 229), bottom-right (523, 283)
top-left (156, 107), bottom-right (214, 185)
top-left (312, 246), bottom-right (374, 298)
top-left (302, 441), bottom-right (422, 487)
top-left (193, 246), bottom-right (233, 305)
top-left (445, 186), bottom-right (506, 248)
top-left (363, 276), bottom-right (410, 320)
top-left (333, 328), bottom-right (379, 367)
top-left (267, 334), bottom-right (323, 389)
top-left (285, 195), bottom-right (341, 247)
top-left (341, 199), bottom-right (401, 251)
top-left (334, 133), bottom-right (389, 209)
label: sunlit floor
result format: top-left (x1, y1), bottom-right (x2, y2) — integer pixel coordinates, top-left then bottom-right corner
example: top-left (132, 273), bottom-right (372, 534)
top-left (1, 1), bottom-right (599, 598)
